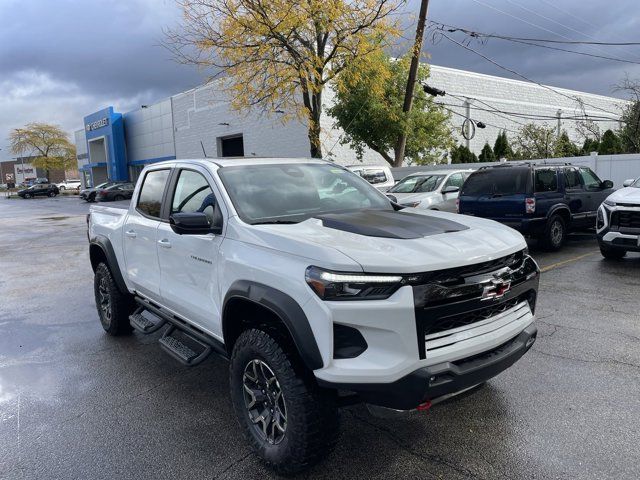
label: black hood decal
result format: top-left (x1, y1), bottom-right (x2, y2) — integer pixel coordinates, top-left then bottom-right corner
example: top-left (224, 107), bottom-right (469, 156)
top-left (315, 210), bottom-right (469, 239)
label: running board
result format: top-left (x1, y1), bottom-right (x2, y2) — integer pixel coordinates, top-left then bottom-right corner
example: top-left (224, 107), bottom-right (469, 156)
top-left (133, 296), bottom-right (228, 366)
top-left (129, 307), bottom-right (166, 334)
top-left (159, 325), bottom-right (212, 366)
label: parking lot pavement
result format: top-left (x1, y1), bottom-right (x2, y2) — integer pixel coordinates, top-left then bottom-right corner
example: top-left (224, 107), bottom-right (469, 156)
top-left (1, 197), bottom-right (639, 480)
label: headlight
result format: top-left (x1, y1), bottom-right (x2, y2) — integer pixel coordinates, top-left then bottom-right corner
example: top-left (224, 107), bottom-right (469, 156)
top-left (305, 266), bottom-right (404, 300)
top-left (603, 199), bottom-right (616, 207)
top-left (401, 201), bottom-right (421, 208)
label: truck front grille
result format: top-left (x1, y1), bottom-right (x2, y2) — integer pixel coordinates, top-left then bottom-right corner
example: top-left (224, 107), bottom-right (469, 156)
top-left (612, 210), bottom-right (640, 229)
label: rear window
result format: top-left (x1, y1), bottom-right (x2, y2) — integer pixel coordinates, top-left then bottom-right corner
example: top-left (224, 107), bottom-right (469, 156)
top-left (461, 168), bottom-right (531, 196)
top-left (534, 169), bottom-right (558, 192)
top-left (137, 169), bottom-right (170, 218)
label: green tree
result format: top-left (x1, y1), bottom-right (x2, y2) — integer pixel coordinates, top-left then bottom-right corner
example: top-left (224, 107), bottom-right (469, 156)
top-left (478, 142), bottom-right (496, 162)
top-left (9, 123), bottom-right (76, 178)
top-left (450, 144), bottom-right (478, 164)
top-left (618, 101), bottom-right (640, 153)
top-left (514, 123), bottom-right (556, 159)
top-left (598, 129), bottom-right (622, 155)
top-left (165, 0), bottom-right (401, 158)
top-left (493, 131), bottom-right (512, 159)
top-left (328, 52), bottom-right (453, 166)
top-left (554, 131), bottom-right (579, 158)
top-left (580, 138), bottom-right (600, 155)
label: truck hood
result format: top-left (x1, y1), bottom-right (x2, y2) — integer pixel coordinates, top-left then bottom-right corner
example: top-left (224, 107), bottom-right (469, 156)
top-left (235, 209), bottom-right (526, 274)
top-left (607, 187), bottom-right (640, 204)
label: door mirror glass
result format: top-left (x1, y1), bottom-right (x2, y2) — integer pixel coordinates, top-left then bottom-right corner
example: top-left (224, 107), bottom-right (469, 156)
top-left (441, 185), bottom-right (460, 194)
top-left (601, 180), bottom-right (614, 189)
top-left (169, 212), bottom-right (217, 235)
top-left (623, 178), bottom-right (635, 187)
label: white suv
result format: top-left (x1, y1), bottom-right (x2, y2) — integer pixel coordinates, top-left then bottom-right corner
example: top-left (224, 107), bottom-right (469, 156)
top-left (57, 179), bottom-right (82, 191)
top-left (597, 176), bottom-right (640, 258)
top-left (88, 158), bottom-right (539, 474)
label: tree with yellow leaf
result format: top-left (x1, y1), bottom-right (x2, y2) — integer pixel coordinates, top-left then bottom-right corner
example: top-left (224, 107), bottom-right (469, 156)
top-left (165, 0), bottom-right (401, 157)
top-left (9, 123), bottom-right (76, 178)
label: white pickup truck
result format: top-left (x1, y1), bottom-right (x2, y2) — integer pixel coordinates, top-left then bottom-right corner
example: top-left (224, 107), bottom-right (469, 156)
top-left (88, 158), bottom-right (540, 474)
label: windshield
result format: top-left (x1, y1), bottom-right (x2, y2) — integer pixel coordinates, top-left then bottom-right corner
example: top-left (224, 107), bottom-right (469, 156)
top-left (388, 174), bottom-right (445, 193)
top-left (461, 168), bottom-right (531, 196)
top-left (218, 163), bottom-right (392, 224)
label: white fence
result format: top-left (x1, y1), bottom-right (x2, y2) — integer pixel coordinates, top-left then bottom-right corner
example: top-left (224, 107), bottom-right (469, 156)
top-left (392, 153), bottom-right (640, 188)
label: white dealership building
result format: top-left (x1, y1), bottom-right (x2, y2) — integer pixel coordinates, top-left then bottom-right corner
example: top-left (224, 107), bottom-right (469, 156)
top-left (75, 64), bottom-right (628, 186)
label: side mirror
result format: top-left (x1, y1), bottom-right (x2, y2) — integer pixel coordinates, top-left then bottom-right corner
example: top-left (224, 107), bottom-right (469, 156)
top-left (601, 180), bottom-right (614, 190)
top-left (623, 178), bottom-right (635, 187)
top-left (441, 185), bottom-right (460, 194)
top-left (169, 212), bottom-right (222, 235)
top-left (386, 194), bottom-right (398, 203)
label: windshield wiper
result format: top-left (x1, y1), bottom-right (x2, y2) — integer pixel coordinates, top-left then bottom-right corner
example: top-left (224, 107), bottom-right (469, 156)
top-left (251, 220), bottom-right (300, 225)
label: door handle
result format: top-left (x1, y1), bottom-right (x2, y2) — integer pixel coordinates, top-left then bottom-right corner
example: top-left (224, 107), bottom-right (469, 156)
top-left (125, 230), bottom-right (137, 238)
top-left (157, 239), bottom-right (172, 249)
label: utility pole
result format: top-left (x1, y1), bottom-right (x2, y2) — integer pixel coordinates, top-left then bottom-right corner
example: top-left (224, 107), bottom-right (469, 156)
top-left (556, 109), bottom-right (563, 138)
top-left (394, 0), bottom-right (430, 167)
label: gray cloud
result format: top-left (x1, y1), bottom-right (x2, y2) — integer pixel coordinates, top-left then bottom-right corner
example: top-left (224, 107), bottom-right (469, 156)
top-left (1, 0), bottom-right (639, 160)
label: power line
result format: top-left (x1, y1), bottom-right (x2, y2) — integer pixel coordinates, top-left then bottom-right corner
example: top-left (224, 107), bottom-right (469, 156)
top-left (433, 29), bottom-right (626, 120)
top-left (429, 21), bottom-right (640, 66)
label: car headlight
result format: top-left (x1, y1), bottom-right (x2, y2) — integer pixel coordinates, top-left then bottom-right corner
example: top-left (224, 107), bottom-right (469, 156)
top-left (603, 199), bottom-right (616, 207)
top-left (401, 201), bottom-right (421, 208)
top-left (305, 266), bottom-right (404, 300)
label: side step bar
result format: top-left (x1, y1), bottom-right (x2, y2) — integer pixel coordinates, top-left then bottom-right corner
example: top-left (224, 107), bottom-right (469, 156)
top-left (129, 307), bottom-right (166, 334)
top-left (133, 296), bottom-right (228, 367)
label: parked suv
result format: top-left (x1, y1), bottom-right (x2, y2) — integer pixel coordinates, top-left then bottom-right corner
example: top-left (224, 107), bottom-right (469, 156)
top-left (17, 183), bottom-right (59, 199)
top-left (597, 176), bottom-right (640, 259)
top-left (346, 165), bottom-right (395, 191)
top-left (88, 158), bottom-right (539, 473)
top-left (95, 182), bottom-right (135, 202)
top-left (458, 163), bottom-right (614, 250)
top-left (56, 179), bottom-right (82, 191)
top-left (80, 181), bottom-right (122, 202)
top-left (386, 169), bottom-right (473, 212)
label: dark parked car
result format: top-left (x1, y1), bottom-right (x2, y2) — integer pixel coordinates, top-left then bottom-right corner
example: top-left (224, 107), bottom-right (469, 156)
top-left (17, 183), bottom-right (59, 199)
top-left (458, 163), bottom-right (614, 250)
top-left (80, 182), bottom-right (122, 202)
top-left (95, 182), bottom-right (135, 202)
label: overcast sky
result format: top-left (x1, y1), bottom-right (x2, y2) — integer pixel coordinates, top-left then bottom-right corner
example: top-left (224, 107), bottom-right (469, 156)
top-left (1, 0), bottom-right (640, 161)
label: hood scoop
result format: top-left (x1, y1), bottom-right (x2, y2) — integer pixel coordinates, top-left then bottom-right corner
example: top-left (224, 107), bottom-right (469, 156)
top-left (315, 210), bottom-right (469, 239)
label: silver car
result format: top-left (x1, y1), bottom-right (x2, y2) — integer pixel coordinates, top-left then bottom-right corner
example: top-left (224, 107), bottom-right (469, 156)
top-left (386, 169), bottom-right (474, 212)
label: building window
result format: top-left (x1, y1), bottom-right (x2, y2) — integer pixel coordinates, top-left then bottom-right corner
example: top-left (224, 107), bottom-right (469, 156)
top-left (219, 135), bottom-right (244, 157)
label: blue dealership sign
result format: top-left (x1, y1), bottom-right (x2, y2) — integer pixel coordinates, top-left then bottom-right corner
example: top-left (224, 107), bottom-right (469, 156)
top-left (83, 106), bottom-right (128, 181)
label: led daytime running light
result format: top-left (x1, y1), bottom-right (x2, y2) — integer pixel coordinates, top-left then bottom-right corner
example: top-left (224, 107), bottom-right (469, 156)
top-left (318, 271), bottom-right (403, 283)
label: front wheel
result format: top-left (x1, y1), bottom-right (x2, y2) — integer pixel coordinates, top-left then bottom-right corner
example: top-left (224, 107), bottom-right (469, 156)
top-left (93, 263), bottom-right (134, 335)
top-left (540, 215), bottom-right (566, 251)
top-left (600, 246), bottom-right (627, 260)
top-left (59, 186), bottom-right (66, 191)
top-left (48, 191), bottom-right (56, 197)
top-left (229, 329), bottom-right (338, 475)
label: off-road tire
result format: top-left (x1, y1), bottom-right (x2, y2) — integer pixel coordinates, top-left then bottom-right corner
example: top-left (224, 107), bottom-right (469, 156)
top-left (93, 263), bottom-right (134, 335)
top-left (600, 246), bottom-right (627, 260)
top-left (540, 214), bottom-right (566, 251)
top-left (229, 329), bottom-right (339, 475)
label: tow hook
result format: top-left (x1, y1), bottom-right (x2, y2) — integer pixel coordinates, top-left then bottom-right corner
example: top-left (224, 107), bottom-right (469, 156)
top-left (416, 400), bottom-right (432, 412)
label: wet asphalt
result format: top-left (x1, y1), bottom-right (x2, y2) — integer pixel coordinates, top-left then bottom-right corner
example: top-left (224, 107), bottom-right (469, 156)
top-left (0, 196), bottom-right (639, 480)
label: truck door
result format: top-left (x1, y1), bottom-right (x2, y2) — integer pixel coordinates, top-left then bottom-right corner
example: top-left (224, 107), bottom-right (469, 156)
top-left (122, 168), bottom-right (171, 299)
top-left (563, 167), bottom-right (592, 228)
top-left (157, 167), bottom-right (225, 337)
top-left (579, 167), bottom-right (611, 219)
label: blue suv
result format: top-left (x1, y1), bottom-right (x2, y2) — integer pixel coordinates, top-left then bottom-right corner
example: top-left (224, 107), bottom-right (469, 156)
top-left (458, 163), bottom-right (614, 250)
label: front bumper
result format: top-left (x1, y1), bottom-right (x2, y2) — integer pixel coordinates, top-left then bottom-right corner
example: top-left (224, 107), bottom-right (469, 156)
top-left (320, 324), bottom-right (537, 410)
top-left (597, 204), bottom-right (640, 251)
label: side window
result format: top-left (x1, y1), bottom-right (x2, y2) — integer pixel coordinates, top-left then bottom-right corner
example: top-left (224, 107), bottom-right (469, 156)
top-left (534, 169), bottom-right (558, 192)
top-left (444, 173), bottom-right (464, 189)
top-left (579, 168), bottom-right (602, 190)
top-left (137, 169), bottom-right (170, 218)
top-left (361, 169), bottom-right (387, 185)
top-left (171, 170), bottom-right (216, 222)
top-left (564, 168), bottom-right (582, 189)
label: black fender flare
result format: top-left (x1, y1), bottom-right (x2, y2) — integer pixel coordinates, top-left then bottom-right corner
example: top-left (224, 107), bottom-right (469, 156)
top-left (89, 235), bottom-right (128, 294)
top-left (223, 280), bottom-right (323, 370)
top-left (546, 204), bottom-right (571, 222)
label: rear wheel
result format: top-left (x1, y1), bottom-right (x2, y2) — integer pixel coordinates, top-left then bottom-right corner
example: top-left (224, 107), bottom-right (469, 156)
top-left (93, 263), bottom-right (134, 335)
top-left (600, 246), bottom-right (627, 260)
top-left (114, 195), bottom-right (125, 201)
top-left (48, 191), bottom-right (56, 197)
top-left (540, 215), bottom-right (566, 251)
top-left (59, 186), bottom-right (66, 191)
top-left (229, 329), bottom-right (338, 475)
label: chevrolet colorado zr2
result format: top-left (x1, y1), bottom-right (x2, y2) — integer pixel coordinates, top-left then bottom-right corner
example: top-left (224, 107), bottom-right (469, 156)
top-left (87, 158), bottom-right (540, 474)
